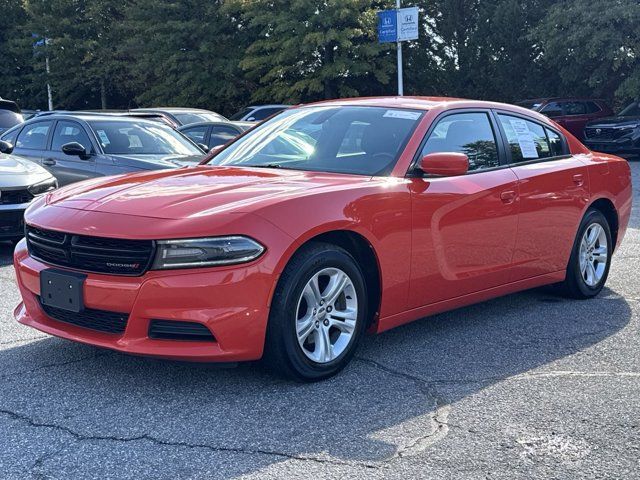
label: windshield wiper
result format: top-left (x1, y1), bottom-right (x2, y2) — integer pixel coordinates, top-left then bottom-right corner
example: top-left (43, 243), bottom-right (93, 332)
top-left (247, 163), bottom-right (282, 169)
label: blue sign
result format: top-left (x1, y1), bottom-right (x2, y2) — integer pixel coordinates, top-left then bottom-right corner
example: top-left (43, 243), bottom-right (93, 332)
top-left (377, 10), bottom-right (397, 43)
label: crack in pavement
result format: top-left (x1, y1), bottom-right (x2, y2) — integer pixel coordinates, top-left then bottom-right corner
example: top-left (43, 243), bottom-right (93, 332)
top-left (0, 408), bottom-right (382, 471)
top-left (0, 336), bottom-right (47, 346)
top-left (0, 350), bottom-right (111, 380)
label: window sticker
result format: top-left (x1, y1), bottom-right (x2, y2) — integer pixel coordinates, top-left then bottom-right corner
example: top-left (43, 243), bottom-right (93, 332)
top-left (509, 118), bottom-right (539, 159)
top-left (96, 130), bottom-right (110, 145)
top-left (383, 110), bottom-right (422, 120)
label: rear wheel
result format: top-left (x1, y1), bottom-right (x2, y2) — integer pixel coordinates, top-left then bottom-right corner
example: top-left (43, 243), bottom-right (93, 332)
top-left (264, 242), bottom-right (368, 382)
top-left (560, 209), bottom-right (612, 299)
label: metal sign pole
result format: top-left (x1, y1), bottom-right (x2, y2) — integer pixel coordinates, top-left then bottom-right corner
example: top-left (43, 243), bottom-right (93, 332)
top-left (396, 0), bottom-right (403, 96)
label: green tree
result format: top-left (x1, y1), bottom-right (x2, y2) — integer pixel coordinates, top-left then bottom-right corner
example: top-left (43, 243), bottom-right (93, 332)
top-left (532, 0), bottom-right (640, 105)
top-left (234, 0), bottom-right (395, 103)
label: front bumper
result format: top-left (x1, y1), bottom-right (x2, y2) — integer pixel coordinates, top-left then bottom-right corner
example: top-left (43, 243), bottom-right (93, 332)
top-left (584, 138), bottom-right (640, 155)
top-left (0, 203), bottom-right (28, 238)
top-left (13, 239), bottom-right (276, 362)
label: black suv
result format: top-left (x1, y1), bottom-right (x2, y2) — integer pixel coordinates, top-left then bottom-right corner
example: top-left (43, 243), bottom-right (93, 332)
top-left (583, 101), bottom-right (640, 156)
top-left (0, 98), bottom-right (24, 135)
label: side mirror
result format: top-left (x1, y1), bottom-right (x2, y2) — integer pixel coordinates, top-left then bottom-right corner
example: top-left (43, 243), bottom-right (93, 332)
top-left (419, 152), bottom-right (469, 176)
top-left (61, 142), bottom-right (89, 159)
top-left (0, 140), bottom-right (14, 154)
top-left (209, 144), bottom-right (224, 154)
top-left (196, 143), bottom-right (209, 152)
top-left (246, 117), bottom-right (256, 122)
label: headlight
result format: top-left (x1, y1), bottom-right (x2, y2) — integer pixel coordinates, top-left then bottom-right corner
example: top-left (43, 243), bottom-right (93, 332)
top-left (28, 178), bottom-right (58, 196)
top-left (151, 236), bottom-right (265, 270)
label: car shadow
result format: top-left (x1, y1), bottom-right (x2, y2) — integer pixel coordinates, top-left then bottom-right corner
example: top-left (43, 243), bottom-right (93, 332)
top-left (0, 278), bottom-right (631, 476)
top-left (0, 241), bottom-right (15, 267)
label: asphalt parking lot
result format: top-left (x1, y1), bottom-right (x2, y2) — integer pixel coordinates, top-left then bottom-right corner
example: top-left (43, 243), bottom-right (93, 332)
top-left (1, 163), bottom-right (638, 480)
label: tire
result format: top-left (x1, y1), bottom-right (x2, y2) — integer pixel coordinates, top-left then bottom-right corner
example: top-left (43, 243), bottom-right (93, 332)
top-left (263, 242), bottom-right (368, 382)
top-left (559, 209), bottom-right (612, 299)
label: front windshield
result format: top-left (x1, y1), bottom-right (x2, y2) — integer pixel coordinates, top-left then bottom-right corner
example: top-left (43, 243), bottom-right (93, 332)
top-left (208, 106), bottom-right (423, 176)
top-left (618, 101), bottom-right (640, 117)
top-left (174, 112), bottom-right (226, 125)
top-left (89, 120), bottom-right (203, 155)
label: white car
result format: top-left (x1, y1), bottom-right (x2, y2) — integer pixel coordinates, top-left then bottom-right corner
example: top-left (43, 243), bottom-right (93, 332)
top-left (0, 140), bottom-right (57, 243)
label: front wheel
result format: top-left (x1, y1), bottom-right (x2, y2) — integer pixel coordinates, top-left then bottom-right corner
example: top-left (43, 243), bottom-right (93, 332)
top-left (264, 242), bottom-right (368, 382)
top-left (560, 209), bottom-right (612, 299)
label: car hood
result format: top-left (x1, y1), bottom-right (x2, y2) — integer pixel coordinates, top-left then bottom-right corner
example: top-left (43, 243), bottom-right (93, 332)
top-left (586, 116), bottom-right (640, 128)
top-left (0, 153), bottom-right (52, 187)
top-left (45, 166), bottom-right (371, 219)
top-left (110, 153), bottom-right (205, 170)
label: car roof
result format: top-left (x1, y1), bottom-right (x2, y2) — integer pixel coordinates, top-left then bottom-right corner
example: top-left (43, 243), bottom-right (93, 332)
top-left (300, 96), bottom-right (531, 111)
top-left (179, 121), bottom-right (241, 129)
top-left (246, 104), bottom-right (290, 109)
top-left (30, 113), bottom-right (162, 124)
top-left (517, 97), bottom-right (606, 103)
top-left (133, 107), bottom-right (217, 113)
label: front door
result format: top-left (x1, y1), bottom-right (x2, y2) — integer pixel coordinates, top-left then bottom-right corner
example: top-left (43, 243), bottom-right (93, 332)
top-left (12, 119), bottom-right (54, 166)
top-left (44, 120), bottom-right (97, 186)
top-left (409, 111), bottom-right (520, 308)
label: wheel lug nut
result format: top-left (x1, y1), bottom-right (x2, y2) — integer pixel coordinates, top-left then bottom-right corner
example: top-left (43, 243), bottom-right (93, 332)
top-left (326, 306), bottom-right (332, 313)
top-left (323, 319), bottom-right (329, 326)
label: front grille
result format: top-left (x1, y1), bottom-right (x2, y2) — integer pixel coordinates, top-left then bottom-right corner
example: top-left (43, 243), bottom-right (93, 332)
top-left (149, 320), bottom-right (216, 342)
top-left (38, 296), bottom-right (128, 334)
top-left (0, 189), bottom-right (33, 205)
top-left (0, 211), bottom-right (25, 235)
top-left (584, 127), bottom-right (634, 140)
top-left (26, 226), bottom-right (155, 276)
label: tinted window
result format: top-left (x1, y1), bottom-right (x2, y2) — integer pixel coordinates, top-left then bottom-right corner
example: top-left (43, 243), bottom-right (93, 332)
top-left (229, 108), bottom-right (253, 121)
top-left (618, 102), bottom-right (640, 117)
top-left (88, 120), bottom-right (203, 155)
top-left (16, 121), bottom-right (53, 150)
top-left (564, 102), bottom-right (587, 116)
top-left (209, 125), bottom-right (240, 148)
top-left (210, 106), bottom-right (423, 176)
top-left (182, 126), bottom-right (208, 144)
top-left (250, 107), bottom-right (286, 121)
top-left (422, 112), bottom-right (499, 171)
top-left (1, 125), bottom-right (20, 144)
top-left (499, 114), bottom-right (552, 162)
top-left (540, 102), bottom-right (563, 117)
top-left (546, 128), bottom-right (565, 156)
top-left (51, 121), bottom-right (92, 151)
top-left (584, 102), bottom-right (601, 114)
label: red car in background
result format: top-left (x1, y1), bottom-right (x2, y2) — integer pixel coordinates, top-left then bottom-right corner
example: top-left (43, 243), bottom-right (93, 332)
top-left (13, 97), bottom-right (632, 381)
top-left (516, 98), bottom-right (613, 140)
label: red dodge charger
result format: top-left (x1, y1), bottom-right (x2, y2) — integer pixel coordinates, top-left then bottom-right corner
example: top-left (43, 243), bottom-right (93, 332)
top-left (13, 97), bottom-right (633, 381)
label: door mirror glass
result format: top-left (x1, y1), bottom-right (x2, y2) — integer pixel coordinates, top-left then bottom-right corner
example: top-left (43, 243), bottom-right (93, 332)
top-left (419, 152), bottom-right (469, 176)
top-left (0, 140), bottom-right (14, 154)
top-left (61, 142), bottom-right (89, 158)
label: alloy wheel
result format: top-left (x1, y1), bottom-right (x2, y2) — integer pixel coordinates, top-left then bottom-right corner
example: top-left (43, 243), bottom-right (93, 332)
top-left (579, 222), bottom-right (608, 287)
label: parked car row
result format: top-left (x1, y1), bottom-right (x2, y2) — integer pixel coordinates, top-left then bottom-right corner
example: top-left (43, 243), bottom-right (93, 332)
top-left (517, 97), bottom-right (640, 156)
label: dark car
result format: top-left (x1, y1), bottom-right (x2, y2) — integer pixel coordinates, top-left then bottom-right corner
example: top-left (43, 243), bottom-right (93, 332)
top-left (178, 121), bottom-right (252, 150)
top-left (0, 114), bottom-right (206, 187)
top-left (0, 98), bottom-right (24, 136)
top-left (582, 101), bottom-right (640, 156)
top-left (36, 110), bottom-right (181, 129)
top-left (516, 98), bottom-right (612, 139)
top-left (229, 104), bottom-right (290, 122)
top-left (131, 107), bottom-right (227, 126)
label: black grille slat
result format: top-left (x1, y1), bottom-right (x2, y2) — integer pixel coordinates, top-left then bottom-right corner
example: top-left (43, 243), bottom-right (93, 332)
top-left (26, 226), bottom-right (154, 276)
top-left (38, 297), bottom-right (128, 334)
top-left (149, 320), bottom-right (216, 342)
top-left (585, 127), bottom-right (633, 140)
top-left (0, 189), bottom-right (33, 205)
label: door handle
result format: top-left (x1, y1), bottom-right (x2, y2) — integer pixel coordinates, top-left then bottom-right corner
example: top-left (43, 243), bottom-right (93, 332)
top-left (500, 190), bottom-right (517, 204)
top-left (43, 158), bottom-right (57, 166)
top-left (572, 174), bottom-right (585, 186)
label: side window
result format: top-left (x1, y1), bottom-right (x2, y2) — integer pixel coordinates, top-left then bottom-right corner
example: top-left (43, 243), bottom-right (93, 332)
top-left (584, 102), bottom-right (601, 114)
top-left (540, 102), bottom-right (563, 118)
top-left (498, 114), bottom-right (552, 163)
top-left (546, 128), bottom-right (566, 157)
top-left (15, 121), bottom-right (53, 150)
top-left (422, 112), bottom-right (499, 171)
top-left (182, 126), bottom-right (208, 144)
top-left (251, 108), bottom-right (284, 121)
top-left (564, 102), bottom-right (587, 116)
top-left (1, 126), bottom-right (20, 145)
top-left (209, 126), bottom-right (240, 148)
top-left (51, 121), bottom-right (92, 151)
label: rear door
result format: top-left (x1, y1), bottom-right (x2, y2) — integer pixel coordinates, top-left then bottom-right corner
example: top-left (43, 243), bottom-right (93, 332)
top-left (408, 110), bottom-right (520, 308)
top-left (495, 111), bottom-right (589, 281)
top-left (12, 120), bottom-right (54, 165)
top-left (559, 101), bottom-right (590, 139)
top-left (44, 120), bottom-right (97, 186)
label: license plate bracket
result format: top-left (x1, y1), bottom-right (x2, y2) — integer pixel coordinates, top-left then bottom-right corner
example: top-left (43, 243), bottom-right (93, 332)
top-left (40, 269), bottom-right (86, 313)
